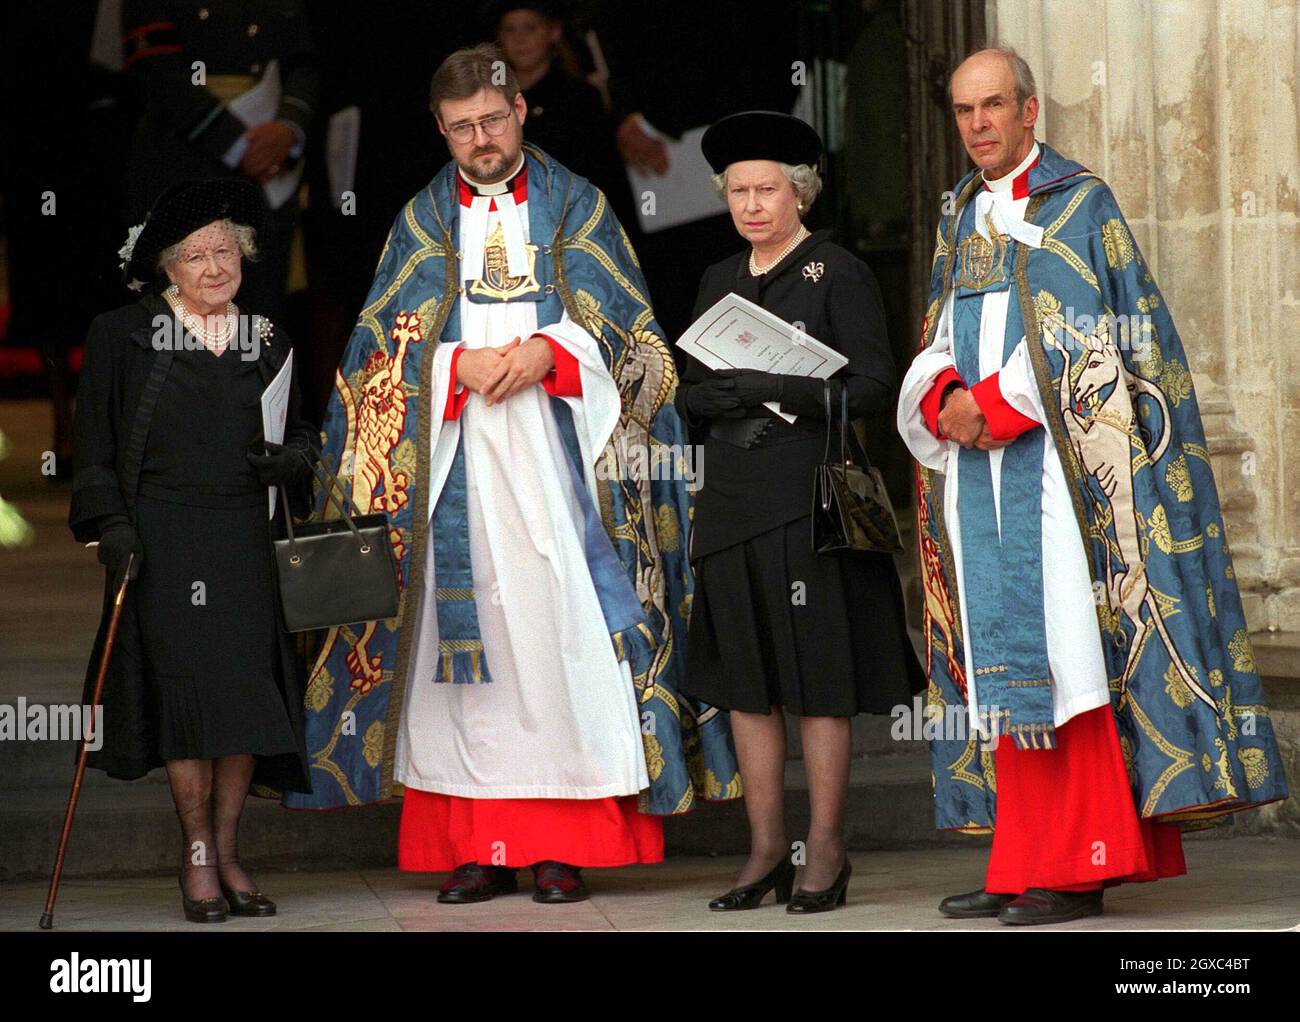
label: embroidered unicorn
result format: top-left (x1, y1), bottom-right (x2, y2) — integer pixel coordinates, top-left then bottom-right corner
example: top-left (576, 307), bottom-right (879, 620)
top-left (1038, 308), bottom-right (1217, 713)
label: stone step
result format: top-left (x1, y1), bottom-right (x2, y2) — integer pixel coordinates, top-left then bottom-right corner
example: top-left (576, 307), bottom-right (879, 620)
top-left (0, 708), bottom-right (929, 791)
top-left (0, 751), bottom-right (966, 880)
top-left (1, 783), bottom-right (402, 881)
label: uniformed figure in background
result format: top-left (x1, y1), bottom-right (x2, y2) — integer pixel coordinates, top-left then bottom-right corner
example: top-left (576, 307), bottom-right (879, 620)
top-left (120, 0), bottom-right (319, 322)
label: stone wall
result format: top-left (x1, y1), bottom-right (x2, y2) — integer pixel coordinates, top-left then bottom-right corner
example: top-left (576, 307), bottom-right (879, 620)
top-left (986, 0), bottom-right (1300, 633)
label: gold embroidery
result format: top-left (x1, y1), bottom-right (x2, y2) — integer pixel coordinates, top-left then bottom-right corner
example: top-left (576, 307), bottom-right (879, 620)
top-left (1228, 628), bottom-right (1256, 672)
top-left (1165, 454), bottom-right (1193, 502)
top-left (1101, 217), bottom-right (1135, 269)
top-left (1238, 747), bottom-right (1269, 789)
top-left (955, 212), bottom-right (1008, 290)
top-left (362, 721), bottom-right (384, 768)
top-left (468, 221), bottom-right (541, 300)
top-left (1164, 660), bottom-right (1197, 709)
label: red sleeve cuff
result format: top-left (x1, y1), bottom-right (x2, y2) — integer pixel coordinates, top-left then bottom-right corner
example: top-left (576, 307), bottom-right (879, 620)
top-left (444, 344), bottom-right (470, 420)
top-left (969, 372), bottom-right (1040, 441)
top-left (538, 335), bottom-right (582, 397)
top-left (921, 367), bottom-right (964, 439)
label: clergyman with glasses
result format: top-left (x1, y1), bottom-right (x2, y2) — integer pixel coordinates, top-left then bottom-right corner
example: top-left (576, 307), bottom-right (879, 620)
top-left (281, 43), bottom-right (739, 905)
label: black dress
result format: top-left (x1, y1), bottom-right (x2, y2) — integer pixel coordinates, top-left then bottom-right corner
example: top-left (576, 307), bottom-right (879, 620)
top-left (69, 293), bottom-right (312, 791)
top-left (132, 340), bottom-right (298, 761)
top-left (676, 229), bottom-right (925, 716)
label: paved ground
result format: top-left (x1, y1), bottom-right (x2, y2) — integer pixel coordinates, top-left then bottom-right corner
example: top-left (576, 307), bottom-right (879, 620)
top-left (5, 839), bottom-right (1298, 932)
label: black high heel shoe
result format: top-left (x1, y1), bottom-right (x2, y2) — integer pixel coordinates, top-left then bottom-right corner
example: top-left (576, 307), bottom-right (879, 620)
top-left (179, 875), bottom-right (228, 924)
top-left (708, 857), bottom-right (796, 911)
top-left (786, 858), bottom-right (852, 914)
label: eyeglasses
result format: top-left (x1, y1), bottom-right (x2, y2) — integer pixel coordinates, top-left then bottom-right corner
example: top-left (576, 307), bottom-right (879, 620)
top-left (181, 246), bottom-right (240, 267)
top-left (445, 112), bottom-right (513, 144)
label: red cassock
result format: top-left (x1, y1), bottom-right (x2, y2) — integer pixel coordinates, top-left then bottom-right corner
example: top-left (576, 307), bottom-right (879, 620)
top-left (398, 790), bottom-right (664, 872)
top-left (984, 706), bottom-right (1185, 893)
top-left (921, 377), bottom-right (1185, 893)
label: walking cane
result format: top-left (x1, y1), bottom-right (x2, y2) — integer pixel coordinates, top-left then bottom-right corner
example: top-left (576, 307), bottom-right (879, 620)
top-left (39, 552), bottom-right (134, 930)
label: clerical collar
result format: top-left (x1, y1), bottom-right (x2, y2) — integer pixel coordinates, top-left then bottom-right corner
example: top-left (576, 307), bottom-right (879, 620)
top-left (982, 141), bottom-right (1040, 199)
top-left (458, 156), bottom-right (528, 207)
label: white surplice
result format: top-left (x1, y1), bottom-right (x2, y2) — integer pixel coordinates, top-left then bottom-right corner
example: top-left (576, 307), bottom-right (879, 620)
top-left (393, 165), bottom-right (649, 798)
top-left (896, 143), bottom-right (1110, 736)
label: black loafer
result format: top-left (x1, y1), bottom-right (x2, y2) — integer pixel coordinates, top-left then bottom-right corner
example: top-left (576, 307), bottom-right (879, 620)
top-left (221, 883), bottom-right (277, 917)
top-left (437, 862), bottom-right (520, 904)
top-left (998, 887), bottom-right (1104, 926)
top-left (531, 861), bottom-right (589, 903)
top-left (939, 888), bottom-right (1016, 918)
top-left (179, 876), bottom-right (228, 924)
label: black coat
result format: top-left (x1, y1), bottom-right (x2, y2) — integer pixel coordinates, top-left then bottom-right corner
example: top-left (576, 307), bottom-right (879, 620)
top-left (69, 292), bottom-right (314, 791)
top-left (675, 229), bottom-right (898, 559)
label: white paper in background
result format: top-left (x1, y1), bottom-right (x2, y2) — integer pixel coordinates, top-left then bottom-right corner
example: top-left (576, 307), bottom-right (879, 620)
top-left (227, 60), bottom-right (303, 209)
top-left (326, 105), bottom-right (360, 207)
top-left (790, 60), bottom-right (847, 154)
top-left (260, 350), bottom-right (294, 518)
top-left (625, 119), bottom-right (724, 233)
top-left (675, 292), bottom-right (847, 423)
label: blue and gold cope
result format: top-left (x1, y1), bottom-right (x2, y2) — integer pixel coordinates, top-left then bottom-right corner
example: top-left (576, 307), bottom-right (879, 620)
top-left (915, 143), bottom-right (1289, 832)
top-left (282, 146), bottom-right (741, 814)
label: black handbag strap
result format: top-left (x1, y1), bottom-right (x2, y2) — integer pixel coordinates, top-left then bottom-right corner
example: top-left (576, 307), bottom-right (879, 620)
top-left (821, 378), bottom-right (872, 470)
top-left (280, 449), bottom-right (372, 554)
top-left (121, 348), bottom-right (175, 513)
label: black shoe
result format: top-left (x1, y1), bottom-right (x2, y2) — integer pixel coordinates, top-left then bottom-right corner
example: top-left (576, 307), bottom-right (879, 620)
top-left (708, 856), bottom-right (796, 911)
top-left (998, 887), bottom-right (1104, 926)
top-left (786, 858), bottom-right (852, 914)
top-left (939, 888), bottom-right (1016, 919)
top-left (220, 882), bottom-right (277, 917)
top-left (437, 862), bottom-right (520, 904)
top-left (531, 861), bottom-right (589, 903)
top-left (178, 875), bottom-right (228, 924)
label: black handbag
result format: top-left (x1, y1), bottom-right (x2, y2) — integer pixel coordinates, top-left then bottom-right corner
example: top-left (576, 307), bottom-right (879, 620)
top-left (812, 380), bottom-right (904, 556)
top-left (272, 452), bottom-right (401, 633)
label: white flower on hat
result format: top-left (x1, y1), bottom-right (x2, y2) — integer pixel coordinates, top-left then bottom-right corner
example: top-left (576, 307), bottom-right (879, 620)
top-left (118, 221), bottom-right (147, 291)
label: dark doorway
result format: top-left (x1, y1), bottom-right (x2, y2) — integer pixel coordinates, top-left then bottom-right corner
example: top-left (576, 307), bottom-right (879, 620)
top-left (798, 0), bottom-right (985, 514)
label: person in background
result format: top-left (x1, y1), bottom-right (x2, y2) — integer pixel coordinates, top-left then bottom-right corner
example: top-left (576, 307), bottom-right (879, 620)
top-left (595, 0), bottom-right (799, 343)
top-left (491, 1), bottom-right (633, 229)
top-left (120, 0), bottom-right (319, 323)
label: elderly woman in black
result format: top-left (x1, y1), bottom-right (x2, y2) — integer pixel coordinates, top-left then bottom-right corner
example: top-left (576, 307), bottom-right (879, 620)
top-left (678, 112), bottom-right (925, 914)
top-left (70, 179), bottom-right (314, 922)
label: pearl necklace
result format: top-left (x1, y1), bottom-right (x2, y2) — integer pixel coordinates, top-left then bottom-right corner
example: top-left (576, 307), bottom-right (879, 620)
top-left (164, 284), bottom-right (236, 350)
top-left (749, 226), bottom-right (809, 277)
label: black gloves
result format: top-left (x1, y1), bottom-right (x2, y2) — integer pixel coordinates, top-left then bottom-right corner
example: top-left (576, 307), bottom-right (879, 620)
top-left (685, 377), bottom-right (745, 419)
top-left (685, 369), bottom-right (788, 419)
top-left (714, 368), bottom-right (784, 407)
top-left (97, 514), bottom-right (142, 582)
top-left (246, 439), bottom-right (314, 487)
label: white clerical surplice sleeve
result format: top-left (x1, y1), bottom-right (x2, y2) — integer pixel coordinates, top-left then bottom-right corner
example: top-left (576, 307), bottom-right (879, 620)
top-left (534, 310), bottom-right (621, 490)
top-left (897, 296), bottom-right (957, 472)
top-left (995, 337), bottom-right (1048, 426)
